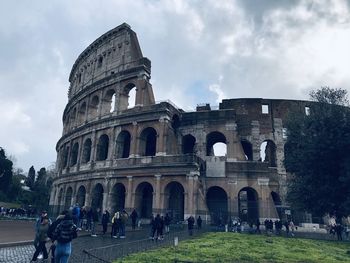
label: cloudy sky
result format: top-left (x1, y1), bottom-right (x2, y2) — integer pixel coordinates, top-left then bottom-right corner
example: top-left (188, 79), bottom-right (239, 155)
top-left (1, 0), bottom-right (350, 171)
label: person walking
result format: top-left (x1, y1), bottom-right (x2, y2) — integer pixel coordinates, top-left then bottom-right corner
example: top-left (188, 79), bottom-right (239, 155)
top-left (91, 208), bottom-right (99, 237)
top-left (130, 209), bottom-right (138, 230)
top-left (164, 213), bottom-right (171, 233)
top-left (33, 210), bottom-right (51, 260)
top-left (197, 216), bottom-right (202, 230)
top-left (52, 213), bottom-right (78, 263)
top-left (111, 212), bottom-right (120, 238)
top-left (187, 216), bottom-right (195, 236)
top-left (150, 214), bottom-right (157, 240)
top-left (120, 210), bottom-right (128, 238)
top-left (47, 211), bottom-right (68, 263)
top-left (72, 204), bottom-right (80, 228)
top-left (101, 210), bottom-right (110, 235)
top-left (31, 216), bottom-right (50, 262)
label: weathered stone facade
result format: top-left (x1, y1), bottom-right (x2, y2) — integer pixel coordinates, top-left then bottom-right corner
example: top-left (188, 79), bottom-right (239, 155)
top-left (50, 23), bottom-right (311, 223)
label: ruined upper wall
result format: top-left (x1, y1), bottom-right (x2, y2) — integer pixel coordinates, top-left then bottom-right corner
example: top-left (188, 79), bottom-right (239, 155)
top-left (67, 23), bottom-right (150, 99)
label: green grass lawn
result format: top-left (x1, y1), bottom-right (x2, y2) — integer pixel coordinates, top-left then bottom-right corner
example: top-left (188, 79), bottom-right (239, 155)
top-left (115, 232), bottom-right (350, 263)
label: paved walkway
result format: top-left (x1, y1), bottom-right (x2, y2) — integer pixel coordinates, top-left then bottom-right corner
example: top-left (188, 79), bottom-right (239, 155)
top-left (0, 220), bottom-right (35, 244)
top-left (0, 226), bottom-right (152, 263)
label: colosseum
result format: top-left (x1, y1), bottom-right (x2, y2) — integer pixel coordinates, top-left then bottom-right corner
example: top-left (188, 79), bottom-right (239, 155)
top-left (50, 23), bottom-right (311, 224)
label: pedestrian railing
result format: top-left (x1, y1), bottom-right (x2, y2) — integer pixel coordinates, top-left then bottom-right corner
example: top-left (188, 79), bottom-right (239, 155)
top-left (82, 227), bottom-right (209, 263)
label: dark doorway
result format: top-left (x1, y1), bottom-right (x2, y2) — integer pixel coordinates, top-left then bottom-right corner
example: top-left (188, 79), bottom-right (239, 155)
top-left (206, 186), bottom-right (228, 225)
top-left (238, 187), bottom-right (259, 223)
top-left (116, 131), bottom-right (131, 158)
top-left (165, 182), bottom-right (184, 222)
top-left (76, 186), bottom-right (86, 207)
top-left (135, 182), bottom-right (153, 218)
top-left (91, 183), bottom-right (104, 211)
top-left (111, 183), bottom-right (126, 213)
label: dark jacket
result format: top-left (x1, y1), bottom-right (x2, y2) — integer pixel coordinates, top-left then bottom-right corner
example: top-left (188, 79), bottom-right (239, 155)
top-left (47, 214), bottom-right (65, 240)
top-left (53, 216), bottom-right (77, 243)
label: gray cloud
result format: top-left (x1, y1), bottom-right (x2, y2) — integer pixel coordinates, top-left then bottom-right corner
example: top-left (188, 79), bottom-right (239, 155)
top-left (1, 0), bottom-right (350, 170)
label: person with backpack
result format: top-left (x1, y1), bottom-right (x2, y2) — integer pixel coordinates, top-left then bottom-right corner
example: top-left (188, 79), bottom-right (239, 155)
top-left (47, 211), bottom-right (68, 263)
top-left (52, 212), bottom-right (78, 263)
top-left (101, 210), bottom-right (110, 235)
top-left (30, 216), bottom-right (50, 262)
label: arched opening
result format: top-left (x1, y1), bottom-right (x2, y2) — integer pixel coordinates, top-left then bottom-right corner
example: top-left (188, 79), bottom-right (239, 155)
top-left (241, 140), bottom-right (253, 161)
top-left (70, 108), bottom-right (77, 126)
top-left (102, 89), bottom-right (116, 114)
top-left (91, 183), bottom-right (104, 211)
top-left (111, 183), bottom-right (126, 213)
top-left (182, 134), bottom-right (196, 154)
top-left (81, 138), bottom-right (92, 163)
top-left (271, 191), bottom-right (283, 219)
top-left (58, 188), bottom-right (63, 208)
top-left (76, 186), bottom-right (86, 207)
top-left (64, 187), bottom-right (73, 210)
top-left (96, 134), bottom-right (109, 161)
top-left (206, 132), bottom-right (227, 156)
top-left (140, 128), bottom-right (157, 156)
top-left (135, 182), bottom-right (153, 218)
top-left (62, 146), bottom-right (69, 168)
top-left (115, 131), bottom-right (131, 158)
top-left (89, 95), bottom-right (99, 119)
top-left (78, 102), bottom-right (87, 124)
top-left (70, 142), bottom-right (79, 166)
top-left (238, 187), bottom-right (259, 223)
top-left (206, 186), bottom-right (228, 225)
top-left (260, 140), bottom-right (277, 167)
top-left (127, 85), bottom-right (136, 109)
top-left (164, 182), bottom-right (184, 222)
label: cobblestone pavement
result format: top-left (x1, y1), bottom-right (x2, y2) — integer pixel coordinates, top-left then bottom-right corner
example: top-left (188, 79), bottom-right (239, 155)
top-left (0, 226), bottom-right (152, 263)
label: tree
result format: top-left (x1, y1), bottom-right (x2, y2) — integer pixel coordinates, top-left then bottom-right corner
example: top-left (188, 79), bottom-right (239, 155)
top-left (0, 147), bottom-right (13, 193)
top-left (284, 87), bottom-right (350, 220)
top-left (26, 165), bottom-right (35, 190)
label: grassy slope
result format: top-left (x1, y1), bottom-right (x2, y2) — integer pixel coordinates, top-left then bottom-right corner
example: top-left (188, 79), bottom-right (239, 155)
top-left (115, 233), bottom-right (350, 263)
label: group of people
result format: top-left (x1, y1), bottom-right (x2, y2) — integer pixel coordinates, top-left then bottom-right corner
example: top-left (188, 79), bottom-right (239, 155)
top-left (31, 210), bottom-right (78, 263)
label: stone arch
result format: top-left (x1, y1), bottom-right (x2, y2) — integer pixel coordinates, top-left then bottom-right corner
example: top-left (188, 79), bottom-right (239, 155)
top-left (81, 138), bottom-right (92, 163)
top-left (91, 183), bottom-right (104, 211)
top-left (135, 182), bottom-right (153, 218)
top-left (96, 134), bottom-right (109, 161)
top-left (70, 108), bottom-right (77, 126)
top-left (64, 187), bottom-right (73, 210)
top-left (58, 188), bottom-right (64, 208)
top-left (260, 140), bottom-right (277, 167)
top-left (206, 186), bottom-right (228, 225)
top-left (238, 187), bottom-right (259, 223)
top-left (78, 102), bottom-right (87, 124)
top-left (139, 127), bottom-right (157, 156)
top-left (164, 181), bottom-right (185, 222)
top-left (70, 142), bottom-right (79, 166)
top-left (111, 183), bottom-right (126, 213)
top-left (76, 185), bottom-right (86, 207)
top-left (102, 89), bottom-right (116, 114)
top-left (115, 131), bottom-right (131, 158)
top-left (62, 146), bottom-right (69, 168)
top-left (119, 83), bottom-right (137, 110)
top-left (271, 191), bottom-right (283, 219)
top-left (241, 139), bottom-right (253, 161)
top-left (206, 131), bottom-right (227, 156)
top-left (89, 95), bottom-right (99, 119)
top-left (182, 134), bottom-right (196, 154)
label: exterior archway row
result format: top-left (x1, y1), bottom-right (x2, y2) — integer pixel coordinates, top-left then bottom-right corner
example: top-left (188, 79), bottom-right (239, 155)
top-left (54, 180), bottom-right (282, 223)
top-left (182, 131), bottom-right (278, 166)
top-left (63, 82), bottom-right (138, 133)
top-left (58, 125), bottom-right (160, 170)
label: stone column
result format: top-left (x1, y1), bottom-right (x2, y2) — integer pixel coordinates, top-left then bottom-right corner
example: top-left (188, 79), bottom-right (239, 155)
top-left (97, 89), bottom-right (104, 119)
top-left (125, 176), bottom-right (134, 210)
top-left (85, 182), bottom-right (92, 207)
top-left (84, 96), bottom-right (90, 123)
top-left (71, 183), bottom-right (78, 206)
top-left (156, 117), bottom-right (169, 156)
top-left (154, 174), bottom-right (162, 214)
top-left (185, 172), bottom-right (196, 218)
top-left (77, 136), bottom-right (84, 171)
top-left (130, 122), bottom-right (139, 157)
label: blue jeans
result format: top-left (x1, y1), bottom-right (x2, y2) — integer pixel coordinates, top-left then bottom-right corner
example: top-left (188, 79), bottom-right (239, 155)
top-left (55, 242), bottom-right (71, 263)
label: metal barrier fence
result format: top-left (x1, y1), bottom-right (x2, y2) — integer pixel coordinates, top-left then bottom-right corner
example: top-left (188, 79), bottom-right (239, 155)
top-left (82, 226), bottom-right (209, 263)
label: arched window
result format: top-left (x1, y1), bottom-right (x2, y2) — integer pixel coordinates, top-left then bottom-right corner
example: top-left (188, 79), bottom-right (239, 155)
top-left (111, 183), bottom-right (126, 213)
top-left (62, 146), bottom-right (69, 168)
top-left (70, 142), bottom-right (79, 166)
top-left (64, 187), bottom-right (73, 210)
top-left (139, 128), bottom-right (157, 156)
top-left (81, 138), bottom-right (92, 163)
top-left (91, 184), bottom-right (104, 211)
top-left (70, 108), bottom-right (77, 125)
top-left (164, 182), bottom-right (185, 222)
top-left (135, 182), bottom-right (153, 218)
top-left (182, 134), bottom-right (196, 154)
top-left (206, 131), bottom-right (227, 156)
top-left (102, 89), bottom-right (116, 115)
top-left (260, 140), bottom-right (277, 167)
top-left (115, 131), bottom-right (131, 158)
top-left (96, 134), bottom-right (109, 161)
top-left (241, 140), bottom-right (253, 161)
top-left (78, 102), bottom-right (87, 124)
top-left (76, 186), bottom-right (86, 207)
top-left (89, 95), bottom-right (99, 119)
top-left (120, 83), bottom-right (136, 111)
